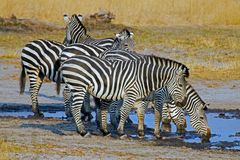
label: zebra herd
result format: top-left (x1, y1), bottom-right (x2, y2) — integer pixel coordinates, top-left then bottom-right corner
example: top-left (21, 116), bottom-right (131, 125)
top-left (19, 14), bottom-right (211, 142)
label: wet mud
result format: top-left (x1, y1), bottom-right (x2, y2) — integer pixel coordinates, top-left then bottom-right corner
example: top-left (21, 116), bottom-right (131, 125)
top-left (0, 104), bottom-right (239, 151)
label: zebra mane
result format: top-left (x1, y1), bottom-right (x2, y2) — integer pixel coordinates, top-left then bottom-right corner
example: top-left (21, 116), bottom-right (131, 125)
top-left (72, 14), bottom-right (87, 35)
top-left (148, 55), bottom-right (190, 78)
top-left (187, 84), bottom-right (207, 107)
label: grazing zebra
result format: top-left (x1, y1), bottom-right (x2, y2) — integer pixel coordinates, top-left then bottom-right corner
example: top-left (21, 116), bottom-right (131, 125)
top-left (20, 39), bottom-right (65, 117)
top-left (63, 14), bottom-right (114, 47)
top-left (100, 50), bottom-right (187, 137)
top-left (178, 84), bottom-right (211, 141)
top-left (132, 83), bottom-right (211, 140)
top-left (58, 54), bottom-right (189, 136)
top-left (101, 50), bottom-right (210, 140)
top-left (108, 85), bottom-right (186, 138)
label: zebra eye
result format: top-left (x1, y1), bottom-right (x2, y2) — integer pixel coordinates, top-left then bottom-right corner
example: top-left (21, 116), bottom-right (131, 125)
top-left (179, 83), bottom-right (183, 87)
top-left (200, 116), bottom-right (204, 120)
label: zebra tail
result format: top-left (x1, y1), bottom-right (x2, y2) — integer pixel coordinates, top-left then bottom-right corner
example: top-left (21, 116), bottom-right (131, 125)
top-left (19, 61), bottom-right (26, 94)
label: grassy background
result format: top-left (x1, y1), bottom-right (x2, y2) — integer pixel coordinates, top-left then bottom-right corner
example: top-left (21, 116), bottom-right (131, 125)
top-left (0, 1), bottom-right (240, 80)
top-left (0, 0), bottom-right (240, 26)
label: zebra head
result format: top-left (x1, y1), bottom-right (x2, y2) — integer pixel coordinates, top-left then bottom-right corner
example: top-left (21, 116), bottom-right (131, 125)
top-left (179, 84), bottom-right (211, 142)
top-left (191, 101), bottom-right (211, 142)
top-left (63, 14), bottom-right (86, 46)
top-left (112, 28), bottom-right (134, 51)
top-left (167, 102), bottom-right (187, 133)
top-left (167, 65), bottom-right (189, 108)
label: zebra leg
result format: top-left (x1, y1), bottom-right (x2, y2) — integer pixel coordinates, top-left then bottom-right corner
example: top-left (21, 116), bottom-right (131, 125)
top-left (109, 100), bottom-right (122, 129)
top-left (170, 106), bottom-right (186, 134)
top-left (117, 92), bottom-right (137, 136)
top-left (94, 98), bottom-right (102, 128)
top-left (81, 93), bottom-right (93, 122)
top-left (71, 89), bottom-right (88, 136)
top-left (161, 103), bottom-right (172, 132)
top-left (99, 100), bottom-right (111, 136)
top-left (63, 85), bottom-right (72, 118)
top-left (136, 101), bottom-right (147, 138)
top-left (28, 70), bottom-right (44, 118)
top-left (154, 107), bottom-right (162, 138)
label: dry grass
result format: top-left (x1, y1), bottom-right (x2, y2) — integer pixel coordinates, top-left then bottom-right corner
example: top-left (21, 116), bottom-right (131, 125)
top-left (0, 0), bottom-right (240, 26)
top-left (0, 25), bottom-right (240, 80)
top-left (0, 138), bottom-right (141, 159)
top-left (0, 15), bottom-right (239, 80)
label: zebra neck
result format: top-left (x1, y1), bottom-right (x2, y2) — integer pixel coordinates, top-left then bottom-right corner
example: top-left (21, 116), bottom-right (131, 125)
top-left (77, 34), bottom-right (92, 43)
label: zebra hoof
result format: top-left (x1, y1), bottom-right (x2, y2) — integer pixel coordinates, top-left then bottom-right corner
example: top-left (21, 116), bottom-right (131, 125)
top-left (30, 113), bottom-right (44, 119)
top-left (154, 132), bottom-right (161, 139)
top-left (77, 130), bottom-right (88, 137)
top-left (161, 123), bottom-right (171, 132)
top-left (84, 132), bottom-right (91, 138)
top-left (104, 132), bottom-right (112, 137)
top-left (120, 134), bottom-right (128, 139)
top-left (138, 130), bottom-right (145, 138)
top-left (138, 135), bottom-right (144, 139)
top-left (100, 129), bottom-right (111, 136)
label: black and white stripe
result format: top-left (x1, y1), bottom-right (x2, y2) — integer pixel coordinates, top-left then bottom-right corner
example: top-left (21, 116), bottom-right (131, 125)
top-left (59, 54), bottom-right (189, 136)
top-left (63, 14), bottom-right (114, 47)
top-left (20, 39), bottom-right (65, 117)
top-left (59, 29), bottom-right (135, 118)
top-left (102, 50), bottom-right (210, 140)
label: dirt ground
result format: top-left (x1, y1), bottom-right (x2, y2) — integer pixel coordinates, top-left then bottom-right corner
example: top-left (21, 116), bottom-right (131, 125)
top-left (0, 57), bottom-right (240, 159)
top-left (0, 116), bottom-right (240, 160)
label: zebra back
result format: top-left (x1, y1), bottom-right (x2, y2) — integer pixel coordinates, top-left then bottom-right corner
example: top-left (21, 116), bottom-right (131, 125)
top-left (21, 39), bottom-right (65, 82)
top-left (63, 14), bottom-right (114, 47)
top-left (61, 54), bottom-right (189, 100)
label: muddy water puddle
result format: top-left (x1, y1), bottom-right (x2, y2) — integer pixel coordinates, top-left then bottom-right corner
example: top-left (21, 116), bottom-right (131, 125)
top-left (0, 106), bottom-right (239, 150)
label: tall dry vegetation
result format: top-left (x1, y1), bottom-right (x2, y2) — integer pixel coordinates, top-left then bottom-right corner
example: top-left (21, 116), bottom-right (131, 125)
top-left (0, 0), bottom-right (240, 26)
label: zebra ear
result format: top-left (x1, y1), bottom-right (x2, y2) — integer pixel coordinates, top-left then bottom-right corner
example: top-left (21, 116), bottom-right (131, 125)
top-left (63, 14), bottom-right (70, 23)
top-left (116, 33), bottom-right (120, 38)
top-left (130, 32), bottom-right (134, 38)
top-left (183, 67), bottom-right (189, 78)
top-left (203, 106), bottom-right (208, 111)
top-left (203, 103), bottom-right (209, 110)
top-left (77, 14), bottom-right (83, 22)
top-left (176, 68), bottom-right (184, 76)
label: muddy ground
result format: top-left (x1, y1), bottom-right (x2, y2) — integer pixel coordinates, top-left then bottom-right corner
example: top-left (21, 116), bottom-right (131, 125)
top-left (0, 57), bottom-right (240, 159)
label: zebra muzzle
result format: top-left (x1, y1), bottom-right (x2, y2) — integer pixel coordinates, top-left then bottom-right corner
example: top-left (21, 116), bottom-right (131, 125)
top-left (202, 128), bottom-right (211, 142)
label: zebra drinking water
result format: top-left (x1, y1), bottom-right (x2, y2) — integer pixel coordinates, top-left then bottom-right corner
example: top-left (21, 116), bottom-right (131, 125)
top-left (58, 54), bottom-right (189, 137)
top-left (100, 50), bottom-right (188, 137)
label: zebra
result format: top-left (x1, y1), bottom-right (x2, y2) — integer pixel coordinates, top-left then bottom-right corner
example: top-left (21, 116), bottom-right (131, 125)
top-left (108, 90), bottom-right (186, 133)
top-left (58, 54), bottom-right (189, 137)
top-left (100, 50), bottom-right (210, 140)
top-left (177, 84), bottom-right (210, 141)
top-left (20, 39), bottom-right (65, 117)
top-left (58, 28), bottom-right (135, 118)
top-left (19, 13), bottom-right (131, 118)
top-left (100, 49), bottom-right (187, 137)
top-left (63, 14), bottom-right (115, 47)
